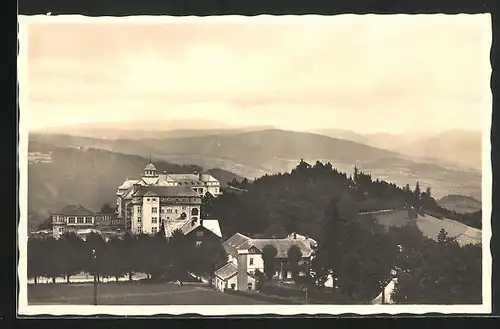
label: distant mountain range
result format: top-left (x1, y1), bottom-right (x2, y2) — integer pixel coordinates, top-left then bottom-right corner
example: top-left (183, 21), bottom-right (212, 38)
top-left (27, 141), bottom-right (243, 230)
top-left (315, 128), bottom-right (482, 171)
top-left (29, 128), bottom-right (481, 202)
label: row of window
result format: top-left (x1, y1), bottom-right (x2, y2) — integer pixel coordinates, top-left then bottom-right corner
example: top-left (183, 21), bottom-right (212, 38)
top-left (137, 206), bottom-right (199, 215)
top-left (137, 217), bottom-right (162, 224)
top-left (144, 197), bottom-right (200, 202)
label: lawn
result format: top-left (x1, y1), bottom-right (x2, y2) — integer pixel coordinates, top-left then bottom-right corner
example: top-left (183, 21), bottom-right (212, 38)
top-left (373, 210), bottom-right (481, 246)
top-left (28, 282), bottom-right (270, 305)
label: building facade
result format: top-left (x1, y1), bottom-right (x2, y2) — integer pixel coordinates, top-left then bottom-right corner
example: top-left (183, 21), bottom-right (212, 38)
top-left (116, 162), bottom-right (222, 235)
top-left (214, 232), bottom-right (314, 291)
top-left (50, 204), bottom-right (123, 239)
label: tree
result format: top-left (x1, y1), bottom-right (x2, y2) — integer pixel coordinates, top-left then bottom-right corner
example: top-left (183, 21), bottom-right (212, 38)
top-left (392, 238), bottom-right (481, 304)
top-left (59, 232), bottom-right (86, 283)
top-left (287, 245), bottom-right (303, 281)
top-left (27, 236), bottom-right (43, 284)
top-left (100, 203), bottom-right (115, 214)
top-left (120, 232), bottom-right (136, 281)
top-left (103, 236), bottom-right (126, 282)
top-left (262, 245), bottom-right (278, 280)
top-left (437, 229), bottom-right (449, 245)
top-left (39, 237), bottom-right (63, 283)
top-left (85, 232), bottom-right (107, 281)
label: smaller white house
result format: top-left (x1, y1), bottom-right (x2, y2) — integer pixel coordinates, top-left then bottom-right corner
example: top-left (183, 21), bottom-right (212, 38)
top-left (214, 261), bottom-right (256, 292)
top-left (214, 232), bottom-right (314, 291)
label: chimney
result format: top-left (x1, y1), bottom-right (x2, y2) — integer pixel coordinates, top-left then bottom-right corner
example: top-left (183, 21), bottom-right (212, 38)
top-left (293, 232), bottom-right (297, 239)
top-left (236, 250), bottom-right (248, 291)
top-left (193, 170), bottom-right (198, 175)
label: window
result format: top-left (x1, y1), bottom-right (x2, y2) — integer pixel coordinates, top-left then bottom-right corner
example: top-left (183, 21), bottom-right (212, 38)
top-left (175, 209), bottom-right (178, 214)
top-left (166, 208), bottom-right (172, 214)
top-left (182, 206), bottom-right (186, 210)
top-left (191, 208), bottom-right (199, 216)
top-left (152, 218), bottom-right (158, 224)
top-left (196, 231), bottom-right (204, 237)
top-left (77, 217), bottom-right (84, 223)
top-left (215, 188), bottom-right (218, 193)
top-left (137, 206), bottom-right (142, 213)
top-left (196, 241), bottom-right (202, 248)
top-left (59, 227), bottom-right (63, 232)
top-left (152, 207), bottom-right (158, 213)
top-left (160, 208), bottom-right (165, 214)
top-left (247, 283), bottom-right (253, 291)
top-left (152, 227), bottom-right (157, 234)
top-left (147, 198), bottom-right (150, 201)
top-left (249, 257), bottom-right (254, 266)
top-left (138, 217), bottom-right (142, 223)
top-left (68, 217), bottom-right (76, 224)
top-left (85, 217), bottom-right (92, 224)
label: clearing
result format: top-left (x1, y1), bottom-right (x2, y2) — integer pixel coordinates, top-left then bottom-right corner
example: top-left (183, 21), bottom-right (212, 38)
top-left (373, 210), bottom-right (482, 246)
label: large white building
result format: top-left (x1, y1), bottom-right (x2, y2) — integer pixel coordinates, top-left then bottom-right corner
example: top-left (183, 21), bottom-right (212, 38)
top-left (116, 162), bottom-right (222, 236)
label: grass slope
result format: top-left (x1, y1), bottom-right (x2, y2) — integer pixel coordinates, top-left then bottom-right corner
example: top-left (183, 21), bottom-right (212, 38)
top-left (373, 210), bottom-right (481, 246)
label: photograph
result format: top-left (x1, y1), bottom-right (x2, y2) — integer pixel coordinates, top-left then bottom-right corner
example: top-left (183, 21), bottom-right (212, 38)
top-left (17, 13), bottom-right (492, 316)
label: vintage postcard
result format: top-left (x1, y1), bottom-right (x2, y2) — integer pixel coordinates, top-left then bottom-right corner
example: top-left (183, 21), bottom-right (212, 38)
top-left (17, 14), bottom-right (492, 316)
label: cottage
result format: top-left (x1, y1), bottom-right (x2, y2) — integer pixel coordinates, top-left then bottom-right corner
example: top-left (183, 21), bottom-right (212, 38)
top-left (214, 232), bottom-right (314, 291)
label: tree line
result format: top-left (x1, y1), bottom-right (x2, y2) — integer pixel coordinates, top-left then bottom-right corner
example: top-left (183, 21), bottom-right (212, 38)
top-left (305, 199), bottom-right (482, 304)
top-left (205, 160), bottom-right (481, 240)
top-left (27, 228), bottom-right (227, 284)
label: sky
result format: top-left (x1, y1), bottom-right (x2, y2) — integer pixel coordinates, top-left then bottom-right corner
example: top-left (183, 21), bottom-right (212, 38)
top-left (21, 14), bottom-right (491, 134)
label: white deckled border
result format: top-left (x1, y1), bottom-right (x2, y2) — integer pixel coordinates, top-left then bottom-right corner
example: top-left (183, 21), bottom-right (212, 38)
top-left (17, 13), bottom-right (493, 316)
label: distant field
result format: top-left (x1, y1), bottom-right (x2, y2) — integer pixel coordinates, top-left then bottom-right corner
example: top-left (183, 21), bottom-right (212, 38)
top-left (374, 210), bottom-right (482, 246)
top-left (28, 282), bottom-right (270, 305)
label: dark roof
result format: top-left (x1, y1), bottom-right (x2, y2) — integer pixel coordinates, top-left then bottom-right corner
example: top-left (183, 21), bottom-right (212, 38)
top-left (55, 205), bottom-right (95, 216)
top-left (214, 263), bottom-right (238, 280)
top-left (223, 233), bottom-right (313, 258)
top-left (132, 185), bottom-right (199, 198)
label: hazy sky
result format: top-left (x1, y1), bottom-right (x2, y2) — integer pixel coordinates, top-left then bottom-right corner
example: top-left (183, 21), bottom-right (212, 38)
top-left (23, 15), bottom-right (490, 134)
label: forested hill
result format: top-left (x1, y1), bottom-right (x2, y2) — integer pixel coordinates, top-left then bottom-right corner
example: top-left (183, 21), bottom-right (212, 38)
top-left (205, 160), bottom-right (481, 239)
top-left (27, 142), bottom-right (243, 230)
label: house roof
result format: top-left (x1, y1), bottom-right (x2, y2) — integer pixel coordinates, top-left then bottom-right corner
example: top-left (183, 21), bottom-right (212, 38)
top-left (223, 233), bottom-right (314, 258)
top-left (132, 185), bottom-right (200, 198)
top-left (285, 232), bottom-right (318, 248)
top-left (55, 204), bottom-right (95, 216)
top-left (145, 163), bottom-right (157, 171)
top-left (214, 262), bottom-right (238, 280)
top-left (168, 174), bottom-right (200, 181)
top-left (118, 179), bottom-right (139, 190)
top-left (182, 219), bottom-right (223, 238)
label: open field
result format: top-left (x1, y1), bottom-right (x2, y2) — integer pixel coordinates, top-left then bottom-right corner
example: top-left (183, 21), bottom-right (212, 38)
top-left (28, 282), bottom-right (270, 305)
top-left (374, 210), bottom-right (482, 246)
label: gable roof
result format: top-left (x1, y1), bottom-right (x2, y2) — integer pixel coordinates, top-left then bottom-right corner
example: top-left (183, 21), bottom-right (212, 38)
top-left (118, 179), bottom-right (139, 190)
top-left (56, 204), bottom-right (95, 216)
top-left (222, 232), bottom-right (314, 258)
top-left (182, 219), bottom-right (223, 238)
top-left (214, 263), bottom-right (238, 280)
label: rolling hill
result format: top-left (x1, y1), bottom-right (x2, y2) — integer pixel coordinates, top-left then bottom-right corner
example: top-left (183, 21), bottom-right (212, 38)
top-left (313, 129), bottom-right (482, 171)
top-left (29, 129), bottom-right (481, 201)
top-left (437, 195), bottom-right (482, 214)
top-left (26, 142), bottom-right (243, 230)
